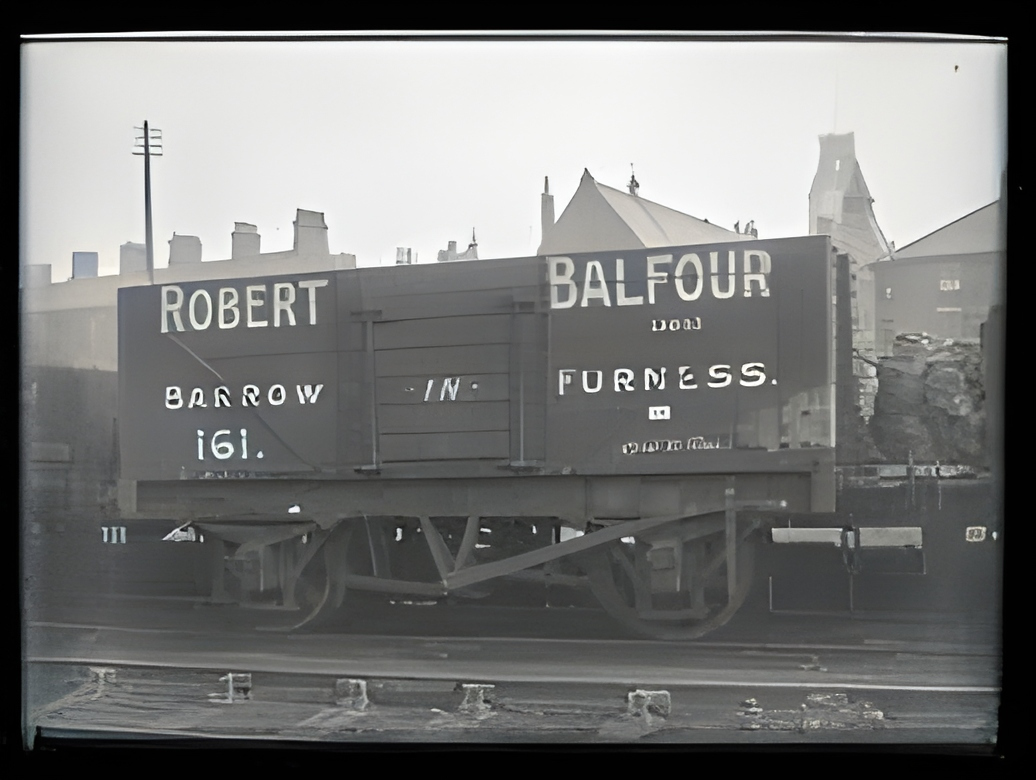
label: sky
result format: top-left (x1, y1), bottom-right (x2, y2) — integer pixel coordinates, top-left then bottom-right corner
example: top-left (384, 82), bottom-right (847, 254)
top-left (20, 35), bottom-right (1007, 282)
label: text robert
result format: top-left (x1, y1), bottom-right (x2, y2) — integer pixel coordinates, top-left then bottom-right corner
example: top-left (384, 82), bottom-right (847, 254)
top-left (159, 279), bottom-right (329, 333)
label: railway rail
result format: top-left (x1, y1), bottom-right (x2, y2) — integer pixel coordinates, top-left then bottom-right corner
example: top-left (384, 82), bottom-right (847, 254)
top-left (25, 616), bottom-right (1001, 746)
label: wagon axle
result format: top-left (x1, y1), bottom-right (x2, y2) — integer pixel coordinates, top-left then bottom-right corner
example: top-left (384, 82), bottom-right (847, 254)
top-left (194, 489), bottom-right (773, 639)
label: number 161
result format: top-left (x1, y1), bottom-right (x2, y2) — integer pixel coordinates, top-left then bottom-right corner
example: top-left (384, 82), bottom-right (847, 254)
top-left (197, 428), bottom-right (251, 460)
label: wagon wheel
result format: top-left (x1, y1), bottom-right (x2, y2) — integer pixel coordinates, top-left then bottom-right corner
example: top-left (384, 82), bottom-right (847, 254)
top-left (581, 525), bottom-right (755, 640)
top-left (284, 524), bottom-right (353, 631)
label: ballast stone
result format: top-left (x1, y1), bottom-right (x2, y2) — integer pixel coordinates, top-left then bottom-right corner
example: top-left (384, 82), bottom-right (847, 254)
top-left (627, 689), bottom-right (671, 720)
top-left (334, 678), bottom-right (369, 710)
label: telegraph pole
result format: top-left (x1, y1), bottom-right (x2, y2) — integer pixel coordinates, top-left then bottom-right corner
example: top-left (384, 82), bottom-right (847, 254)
top-left (132, 122), bottom-right (162, 283)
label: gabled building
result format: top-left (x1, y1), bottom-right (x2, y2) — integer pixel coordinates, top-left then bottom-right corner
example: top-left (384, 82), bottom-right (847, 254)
top-left (538, 169), bottom-right (750, 255)
top-left (870, 201), bottom-right (1003, 353)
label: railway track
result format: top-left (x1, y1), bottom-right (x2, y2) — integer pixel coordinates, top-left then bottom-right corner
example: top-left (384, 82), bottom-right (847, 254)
top-left (25, 610), bottom-right (1001, 747)
top-left (25, 658), bottom-right (999, 747)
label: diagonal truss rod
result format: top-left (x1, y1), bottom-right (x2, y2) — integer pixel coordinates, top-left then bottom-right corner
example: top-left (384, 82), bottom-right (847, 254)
top-left (418, 511), bottom-right (721, 592)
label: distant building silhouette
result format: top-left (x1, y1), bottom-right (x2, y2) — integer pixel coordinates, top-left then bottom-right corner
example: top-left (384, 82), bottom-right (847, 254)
top-left (809, 132), bottom-right (892, 266)
top-left (870, 201), bottom-right (1003, 353)
top-left (808, 133), bottom-right (892, 356)
top-left (438, 229), bottom-right (479, 262)
top-left (22, 208), bottom-right (356, 372)
top-left (539, 169), bottom-right (750, 255)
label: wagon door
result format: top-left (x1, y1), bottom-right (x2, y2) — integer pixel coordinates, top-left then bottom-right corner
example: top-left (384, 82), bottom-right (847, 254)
top-left (356, 260), bottom-right (546, 472)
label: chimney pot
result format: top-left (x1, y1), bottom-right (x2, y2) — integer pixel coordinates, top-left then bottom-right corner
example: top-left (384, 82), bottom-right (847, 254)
top-left (293, 209), bottom-right (329, 256)
top-left (25, 264), bottom-right (52, 287)
top-left (232, 222), bottom-right (261, 259)
top-left (168, 234), bottom-right (203, 265)
top-left (72, 251), bottom-right (99, 279)
top-left (119, 242), bottom-right (147, 274)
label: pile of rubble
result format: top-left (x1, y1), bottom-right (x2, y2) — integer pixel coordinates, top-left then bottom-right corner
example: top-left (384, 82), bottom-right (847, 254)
top-left (738, 693), bottom-right (884, 732)
top-left (868, 333), bottom-right (986, 467)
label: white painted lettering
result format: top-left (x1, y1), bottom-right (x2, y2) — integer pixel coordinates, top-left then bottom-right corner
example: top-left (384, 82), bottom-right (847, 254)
top-left (296, 384), bottom-right (324, 404)
top-left (645, 367), bottom-right (666, 391)
top-left (707, 365), bottom-right (732, 388)
top-left (439, 377), bottom-right (460, 402)
top-left (673, 253), bottom-right (704, 301)
top-left (546, 249), bottom-right (776, 311)
top-left (171, 384), bottom-right (327, 412)
top-left (649, 317), bottom-right (702, 332)
top-left (709, 251), bottom-right (736, 299)
top-left (273, 282), bottom-right (296, 327)
top-left (161, 286), bottom-right (185, 333)
top-left (622, 436), bottom-right (729, 455)
top-left (580, 260), bottom-right (611, 307)
top-left (188, 289), bottom-right (212, 330)
top-left (555, 362), bottom-right (764, 396)
top-left (219, 288), bottom-right (240, 329)
top-left (740, 363), bottom-right (767, 387)
top-left (246, 285), bottom-right (268, 327)
top-left (297, 279), bottom-right (329, 325)
top-left (194, 427), bottom-right (253, 461)
top-left (678, 367), bottom-right (697, 389)
top-left (211, 429), bottom-right (234, 460)
top-left (558, 369), bottom-right (575, 396)
top-left (615, 258), bottom-right (643, 306)
top-left (743, 250), bottom-right (771, 297)
top-left (159, 280), bottom-right (329, 331)
top-left (582, 370), bottom-right (603, 393)
top-left (165, 386), bottom-right (183, 409)
top-left (548, 257), bottom-right (577, 309)
top-left (646, 255), bottom-right (672, 304)
top-left (424, 379), bottom-right (434, 402)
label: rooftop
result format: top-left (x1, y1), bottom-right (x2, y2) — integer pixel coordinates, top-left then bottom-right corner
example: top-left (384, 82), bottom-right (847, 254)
top-left (894, 201), bottom-right (1004, 259)
top-left (539, 169), bottom-right (748, 255)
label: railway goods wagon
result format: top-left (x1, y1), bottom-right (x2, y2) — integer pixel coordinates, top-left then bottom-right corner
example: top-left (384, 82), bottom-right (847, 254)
top-left (116, 235), bottom-right (839, 638)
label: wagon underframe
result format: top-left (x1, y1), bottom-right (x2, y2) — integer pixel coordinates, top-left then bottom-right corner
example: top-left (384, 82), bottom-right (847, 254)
top-left (132, 471), bottom-right (817, 638)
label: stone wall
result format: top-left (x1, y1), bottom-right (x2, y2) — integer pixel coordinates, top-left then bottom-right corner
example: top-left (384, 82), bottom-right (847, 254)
top-left (868, 334), bottom-right (986, 466)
